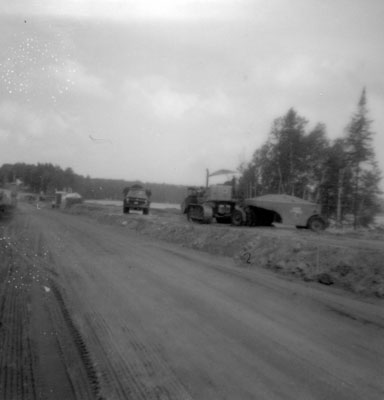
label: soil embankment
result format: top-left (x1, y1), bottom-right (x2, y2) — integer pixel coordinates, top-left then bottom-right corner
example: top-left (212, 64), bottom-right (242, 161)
top-left (68, 203), bottom-right (384, 298)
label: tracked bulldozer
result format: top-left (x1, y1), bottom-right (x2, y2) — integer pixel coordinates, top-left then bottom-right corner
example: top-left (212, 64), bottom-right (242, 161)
top-left (181, 184), bottom-right (237, 224)
top-left (181, 169), bottom-right (238, 224)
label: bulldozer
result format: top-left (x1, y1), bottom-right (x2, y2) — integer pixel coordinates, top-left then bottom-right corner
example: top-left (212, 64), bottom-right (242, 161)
top-left (181, 169), bottom-right (238, 224)
top-left (181, 184), bottom-right (237, 224)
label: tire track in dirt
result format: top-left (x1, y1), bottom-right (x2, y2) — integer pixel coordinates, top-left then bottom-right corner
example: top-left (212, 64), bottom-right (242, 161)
top-left (83, 312), bottom-right (193, 400)
top-left (47, 281), bottom-right (102, 400)
top-left (0, 211), bottom-right (104, 399)
top-left (23, 207), bottom-right (193, 398)
top-left (0, 236), bottom-right (37, 400)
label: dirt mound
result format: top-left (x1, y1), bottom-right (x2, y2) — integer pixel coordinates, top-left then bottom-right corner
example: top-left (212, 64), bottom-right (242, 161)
top-left (67, 203), bottom-right (384, 298)
top-left (235, 235), bottom-right (384, 297)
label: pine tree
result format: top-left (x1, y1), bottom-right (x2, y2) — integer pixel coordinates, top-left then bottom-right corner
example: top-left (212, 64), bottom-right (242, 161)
top-left (320, 139), bottom-right (352, 223)
top-left (240, 108), bottom-right (331, 201)
top-left (300, 123), bottom-right (329, 201)
top-left (269, 108), bottom-right (308, 195)
top-left (345, 88), bottom-right (380, 227)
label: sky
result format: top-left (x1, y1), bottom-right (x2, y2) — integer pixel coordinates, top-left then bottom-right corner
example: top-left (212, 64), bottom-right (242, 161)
top-left (1, 0), bottom-right (383, 187)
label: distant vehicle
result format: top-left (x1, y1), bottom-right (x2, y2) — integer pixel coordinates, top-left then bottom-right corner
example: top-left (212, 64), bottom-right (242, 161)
top-left (52, 191), bottom-right (83, 208)
top-left (123, 184), bottom-right (151, 215)
top-left (0, 188), bottom-right (17, 213)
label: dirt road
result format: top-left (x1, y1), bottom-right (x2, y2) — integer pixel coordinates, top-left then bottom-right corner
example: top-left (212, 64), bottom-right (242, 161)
top-left (1, 204), bottom-right (383, 400)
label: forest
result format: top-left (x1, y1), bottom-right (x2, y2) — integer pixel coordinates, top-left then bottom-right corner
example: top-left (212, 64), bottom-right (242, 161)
top-left (1, 89), bottom-right (382, 227)
top-left (0, 162), bottom-right (188, 205)
top-left (238, 89), bottom-right (382, 227)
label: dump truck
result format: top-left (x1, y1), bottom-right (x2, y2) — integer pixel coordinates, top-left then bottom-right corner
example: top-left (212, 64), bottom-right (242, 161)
top-left (123, 184), bottom-right (151, 215)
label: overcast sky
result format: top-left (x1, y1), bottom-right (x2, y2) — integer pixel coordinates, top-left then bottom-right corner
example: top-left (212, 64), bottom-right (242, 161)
top-left (1, 0), bottom-right (383, 187)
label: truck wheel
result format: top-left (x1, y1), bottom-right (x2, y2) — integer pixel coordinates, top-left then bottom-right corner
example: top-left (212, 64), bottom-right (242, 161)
top-left (123, 207), bottom-right (130, 214)
top-left (231, 210), bottom-right (243, 226)
top-left (307, 216), bottom-right (326, 232)
top-left (143, 208), bottom-right (149, 215)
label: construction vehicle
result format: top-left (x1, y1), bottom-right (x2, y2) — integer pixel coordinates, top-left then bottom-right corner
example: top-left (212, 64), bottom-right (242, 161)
top-left (0, 188), bottom-right (17, 214)
top-left (181, 169), bottom-right (327, 231)
top-left (123, 184), bottom-right (151, 215)
top-left (231, 194), bottom-right (327, 231)
top-left (51, 191), bottom-right (83, 208)
top-left (181, 184), bottom-right (236, 224)
top-left (181, 169), bottom-right (238, 224)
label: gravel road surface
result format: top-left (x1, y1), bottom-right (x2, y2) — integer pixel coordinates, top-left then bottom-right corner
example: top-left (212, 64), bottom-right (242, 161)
top-left (0, 204), bottom-right (383, 399)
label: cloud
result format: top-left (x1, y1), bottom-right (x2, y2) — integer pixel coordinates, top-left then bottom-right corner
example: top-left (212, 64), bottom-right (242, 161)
top-left (122, 76), bottom-right (195, 119)
top-left (0, 128), bottom-right (9, 141)
top-left (0, 101), bottom-right (74, 145)
top-left (2, 1), bottom-right (383, 188)
top-left (126, 0), bottom-right (252, 21)
top-left (152, 88), bottom-right (231, 119)
top-left (0, 101), bottom-right (43, 139)
top-left (273, 54), bottom-right (361, 93)
top-left (0, 101), bottom-right (18, 124)
top-left (199, 90), bottom-right (232, 117)
top-left (0, 99), bottom-right (86, 169)
top-left (0, 26), bottom-right (109, 104)
top-left (276, 55), bottom-right (319, 87)
top-left (123, 76), bottom-right (232, 120)
top-left (54, 60), bottom-right (110, 98)
top-left (151, 86), bottom-right (198, 119)
top-left (1, 0), bottom-right (251, 21)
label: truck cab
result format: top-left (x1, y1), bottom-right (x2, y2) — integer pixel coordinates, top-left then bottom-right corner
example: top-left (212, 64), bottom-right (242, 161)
top-left (123, 184), bottom-right (151, 215)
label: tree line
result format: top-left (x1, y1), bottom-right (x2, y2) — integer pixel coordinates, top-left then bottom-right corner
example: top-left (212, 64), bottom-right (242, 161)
top-left (0, 163), bottom-right (187, 205)
top-left (238, 89), bottom-right (382, 227)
